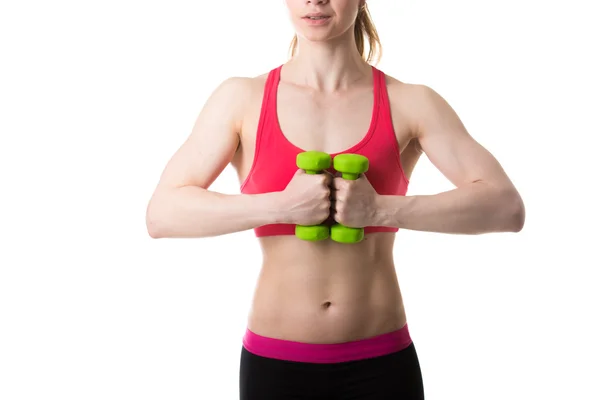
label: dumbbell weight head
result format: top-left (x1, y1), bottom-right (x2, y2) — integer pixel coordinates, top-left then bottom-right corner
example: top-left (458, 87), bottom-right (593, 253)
top-left (295, 224), bottom-right (331, 241)
top-left (330, 224), bottom-right (364, 243)
top-left (332, 154), bottom-right (369, 180)
top-left (297, 151), bottom-right (332, 174)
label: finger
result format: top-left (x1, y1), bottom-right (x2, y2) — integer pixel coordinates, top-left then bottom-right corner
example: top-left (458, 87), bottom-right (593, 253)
top-left (332, 210), bottom-right (342, 224)
top-left (333, 177), bottom-right (346, 190)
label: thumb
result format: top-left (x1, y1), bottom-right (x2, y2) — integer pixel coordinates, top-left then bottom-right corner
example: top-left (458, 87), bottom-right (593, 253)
top-left (356, 173), bottom-right (373, 187)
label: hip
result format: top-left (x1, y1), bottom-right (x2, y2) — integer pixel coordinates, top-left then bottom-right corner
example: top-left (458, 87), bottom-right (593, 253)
top-left (239, 325), bottom-right (424, 399)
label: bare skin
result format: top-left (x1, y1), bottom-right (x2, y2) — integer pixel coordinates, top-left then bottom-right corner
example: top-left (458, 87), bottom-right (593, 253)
top-left (146, 0), bottom-right (525, 345)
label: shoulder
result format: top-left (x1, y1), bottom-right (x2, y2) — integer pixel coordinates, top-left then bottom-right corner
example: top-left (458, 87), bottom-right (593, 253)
top-left (214, 67), bottom-right (280, 101)
top-left (382, 73), bottom-right (442, 111)
top-left (382, 72), bottom-right (454, 131)
top-left (204, 68), bottom-right (277, 122)
top-left (208, 76), bottom-right (256, 105)
top-left (216, 68), bottom-right (276, 95)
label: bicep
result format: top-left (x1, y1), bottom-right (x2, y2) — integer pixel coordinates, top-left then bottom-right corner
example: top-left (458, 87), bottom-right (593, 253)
top-left (413, 85), bottom-right (513, 188)
top-left (155, 77), bottom-right (250, 191)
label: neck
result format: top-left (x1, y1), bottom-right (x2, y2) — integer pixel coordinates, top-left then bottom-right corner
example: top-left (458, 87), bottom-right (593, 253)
top-left (285, 31), bottom-right (372, 92)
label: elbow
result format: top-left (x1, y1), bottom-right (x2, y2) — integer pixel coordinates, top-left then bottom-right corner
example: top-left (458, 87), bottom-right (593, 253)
top-left (146, 216), bottom-right (164, 238)
top-left (503, 189), bottom-right (525, 232)
top-left (146, 213), bottom-right (163, 239)
top-left (146, 199), bottom-right (167, 239)
top-left (513, 202), bottom-right (526, 232)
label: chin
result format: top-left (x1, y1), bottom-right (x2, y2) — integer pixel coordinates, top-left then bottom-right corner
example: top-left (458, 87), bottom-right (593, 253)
top-left (299, 30), bottom-right (335, 43)
top-left (295, 25), bottom-right (350, 45)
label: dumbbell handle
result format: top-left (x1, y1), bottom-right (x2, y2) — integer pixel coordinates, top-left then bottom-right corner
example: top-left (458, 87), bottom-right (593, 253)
top-left (295, 151), bottom-right (332, 241)
top-left (341, 172), bottom-right (360, 180)
top-left (330, 153), bottom-right (369, 243)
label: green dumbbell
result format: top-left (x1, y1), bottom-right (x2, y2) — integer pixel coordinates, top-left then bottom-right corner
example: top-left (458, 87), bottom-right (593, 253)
top-left (330, 154), bottom-right (370, 244)
top-left (295, 151), bottom-right (332, 241)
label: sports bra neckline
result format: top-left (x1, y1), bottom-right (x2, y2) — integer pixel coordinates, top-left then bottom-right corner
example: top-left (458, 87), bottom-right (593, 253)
top-left (270, 64), bottom-right (382, 156)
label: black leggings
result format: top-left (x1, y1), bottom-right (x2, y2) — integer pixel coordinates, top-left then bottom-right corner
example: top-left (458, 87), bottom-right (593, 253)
top-left (239, 342), bottom-right (425, 399)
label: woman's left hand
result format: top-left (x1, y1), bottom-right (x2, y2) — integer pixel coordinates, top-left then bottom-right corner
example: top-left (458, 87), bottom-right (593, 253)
top-left (331, 174), bottom-right (380, 228)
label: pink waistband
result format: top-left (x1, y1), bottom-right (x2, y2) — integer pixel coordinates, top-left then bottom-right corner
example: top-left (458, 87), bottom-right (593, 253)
top-left (242, 324), bottom-right (412, 364)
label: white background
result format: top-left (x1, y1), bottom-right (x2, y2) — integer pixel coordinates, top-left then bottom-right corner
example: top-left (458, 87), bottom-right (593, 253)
top-left (1, 0), bottom-right (598, 399)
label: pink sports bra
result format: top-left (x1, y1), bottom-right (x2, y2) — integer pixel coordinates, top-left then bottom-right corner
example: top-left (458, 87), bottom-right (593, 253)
top-left (240, 65), bottom-right (409, 237)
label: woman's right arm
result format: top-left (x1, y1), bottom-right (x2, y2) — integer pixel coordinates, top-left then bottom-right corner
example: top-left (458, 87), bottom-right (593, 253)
top-left (145, 77), bottom-right (284, 239)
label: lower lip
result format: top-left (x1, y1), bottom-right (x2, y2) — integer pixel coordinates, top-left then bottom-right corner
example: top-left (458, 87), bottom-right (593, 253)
top-left (303, 17), bottom-right (331, 26)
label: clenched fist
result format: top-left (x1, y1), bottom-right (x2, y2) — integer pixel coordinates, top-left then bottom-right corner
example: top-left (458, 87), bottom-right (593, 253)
top-left (332, 173), bottom-right (379, 228)
top-left (279, 169), bottom-right (333, 226)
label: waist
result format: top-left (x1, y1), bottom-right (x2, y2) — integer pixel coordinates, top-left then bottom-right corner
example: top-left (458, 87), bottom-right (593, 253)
top-left (242, 323), bottom-right (412, 363)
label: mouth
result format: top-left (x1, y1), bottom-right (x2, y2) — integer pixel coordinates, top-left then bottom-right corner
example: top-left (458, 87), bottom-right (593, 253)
top-left (302, 13), bottom-right (331, 21)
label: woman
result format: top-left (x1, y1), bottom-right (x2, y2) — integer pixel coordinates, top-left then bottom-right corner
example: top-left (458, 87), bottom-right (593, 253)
top-left (146, 0), bottom-right (525, 398)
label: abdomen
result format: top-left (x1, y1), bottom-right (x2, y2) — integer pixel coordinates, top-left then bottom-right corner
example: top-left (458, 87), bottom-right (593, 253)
top-left (247, 233), bottom-right (408, 343)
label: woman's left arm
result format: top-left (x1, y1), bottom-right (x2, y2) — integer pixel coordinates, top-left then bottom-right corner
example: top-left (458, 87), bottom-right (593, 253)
top-left (376, 84), bottom-right (525, 234)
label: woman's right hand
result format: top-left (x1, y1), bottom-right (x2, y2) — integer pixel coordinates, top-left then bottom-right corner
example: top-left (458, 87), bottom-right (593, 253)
top-left (277, 169), bottom-right (333, 226)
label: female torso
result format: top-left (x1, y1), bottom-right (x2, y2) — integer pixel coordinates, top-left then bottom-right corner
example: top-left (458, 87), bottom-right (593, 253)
top-left (230, 64), bottom-right (422, 344)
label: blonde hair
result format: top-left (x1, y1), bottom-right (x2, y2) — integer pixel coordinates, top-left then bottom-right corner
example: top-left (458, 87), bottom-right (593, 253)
top-left (288, 3), bottom-right (382, 64)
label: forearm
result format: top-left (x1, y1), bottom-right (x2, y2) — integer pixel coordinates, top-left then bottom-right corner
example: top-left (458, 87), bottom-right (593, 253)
top-left (146, 186), bottom-right (282, 238)
top-left (376, 182), bottom-right (525, 234)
